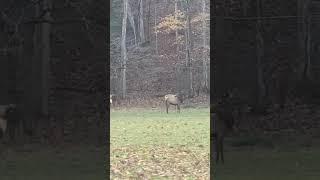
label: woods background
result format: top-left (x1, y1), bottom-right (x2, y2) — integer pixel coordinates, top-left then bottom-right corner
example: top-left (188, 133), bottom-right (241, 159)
top-left (111, 0), bottom-right (210, 108)
top-left (0, 0), bottom-right (108, 145)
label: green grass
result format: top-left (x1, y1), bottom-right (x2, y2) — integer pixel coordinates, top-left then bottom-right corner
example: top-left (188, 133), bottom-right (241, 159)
top-left (110, 108), bottom-right (210, 179)
top-left (214, 148), bottom-right (320, 180)
top-left (213, 133), bottom-right (320, 180)
top-left (0, 146), bottom-right (105, 180)
top-left (111, 107), bottom-right (320, 179)
top-left (111, 108), bottom-right (210, 149)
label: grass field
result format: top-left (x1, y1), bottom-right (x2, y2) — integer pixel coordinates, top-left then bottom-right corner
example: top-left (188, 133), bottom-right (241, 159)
top-left (111, 107), bottom-right (320, 180)
top-left (214, 128), bottom-right (320, 179)
top-left (110, 107), bottom-right (210, 179)
top-left (0, 145), bottom-right (105, 180)
top-left (214, 148), bottom-right (320, 180)
top-left (2, 107), bottom-right (318, 179)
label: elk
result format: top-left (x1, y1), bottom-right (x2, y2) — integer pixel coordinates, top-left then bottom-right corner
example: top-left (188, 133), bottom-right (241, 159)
top-left (110, 94), bottom-right (120, 107)
top-left (110, 94), bottom-right (113, 105)
top-left (211, 92), bottom-right (237, 163)
top-left (0, 104), bottom-right (17, 140)
top-left (164, 94), bottom-right (183, 113)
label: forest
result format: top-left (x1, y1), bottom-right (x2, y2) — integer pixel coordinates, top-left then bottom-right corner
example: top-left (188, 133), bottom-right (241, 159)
top-left (111, 0), bottom-right (320, 179)
top-left (0, 0), bottom-right (107, 179)
top-left (0, 0), bottom-right (319, 179)
top-left (212, 0), bottom-right (320, 179)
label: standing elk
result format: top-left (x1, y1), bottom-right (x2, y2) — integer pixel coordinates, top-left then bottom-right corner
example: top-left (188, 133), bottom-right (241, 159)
top-left (110, 94), bottom-right (113, 105)
top-left (164, 94), bottom-right (184, 113)
top-left (0, 104), bottom-right (17, 140)
top-left (211, 92), bottom-right (239, 163)
top-left (0, 104), bottom-right (34, 142)
top-left (110, 94), bottom-right (119, 107)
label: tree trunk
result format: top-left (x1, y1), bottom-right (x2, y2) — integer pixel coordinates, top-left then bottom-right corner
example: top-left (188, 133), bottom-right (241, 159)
top-left (303, 0), bottom-right (312, 80)
top-left (241, 0), bottom-right (249, 16)
top-left (297, 0), bottom-right (304, 61)
top-left (202, 0), bottom-right (208, 92)
top-left (255, 21), bottom-right (266, 111)
top-left (127, 4), bottom-right (137, 46)
top-left (139, 0), bottom-right (145, 43)
top-left (255, 0), bottom-right (266, 112)
top-left (121, 0), bottom-right (128, 98)
top-left (0, 47), bottom-right (9, 104)
top-left (213, 15), bottom-right (227, 99)
top-left (175, 0), bottom-right (179, 56)
top-left (154, 4), bottom-right (158, 55)
top-left (41, 0), bottom-right (51, 117)
top-left (185, 3), bottom-right (193, 97)
top-left (29, 2), bottom-right (42, 136)
top-left (147, 0), bottom-right (151, 41)
top-left (186, 2), bottom-right (193, 49)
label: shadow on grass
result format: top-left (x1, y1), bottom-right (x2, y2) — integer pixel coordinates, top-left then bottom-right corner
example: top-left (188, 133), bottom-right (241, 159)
top-left (213, 134), bottom-right (320, 180)
top-left (0, 145), bottom-right (105, 180)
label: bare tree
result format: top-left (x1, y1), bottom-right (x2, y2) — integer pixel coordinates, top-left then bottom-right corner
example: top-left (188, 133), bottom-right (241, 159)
top-left (201, 0), bottom-right (208, 92)
top-left (121, 0), bottom-right (129, 98)
top-left (139, 0), bottom-right (145, 43)
top-left (127, 3), bottom-right (137, 46)
top-left (175, 0), bottom-right (179, 55)
top-left (302, 0), bottom-right (312, 80)
top-left (41, 0), bottom-right (52, 116)
top-left (147, 0), bottom-right (151, 41)
top-left (154, 2), bottom-right (158, 55)
top-left (255, 0), bottom-right (266, 111)
top-left (28, 1), bottom-right (41, 135)
top-left (185, 1), bottom-right (193, 96)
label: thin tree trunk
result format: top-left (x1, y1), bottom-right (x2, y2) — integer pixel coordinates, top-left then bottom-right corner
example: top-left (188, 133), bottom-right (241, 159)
top-left (303, 0), bottom-right (312, 80)
top-left (15, 2), bottom-right (42, 139)
top-left (154, 4), bottom-right (158, 55)
top-left (41, 0), bottom-right (51, 117)
top-left (241, 0), bottom-right (249, 16)
top-left (139, 0), bottom-right (145, 43)
top-left (121, 0), bottom-right (128, 98)
top-left (30, 2), bottom-right (42, 136)
top-left (185, 3), bottom-right (193, 97)
top-left (186, 3), bottom-right (192, 49)
top-left (147, 0), bottom-right (151, 41)
top-left (0, 47), bottom-right (9, 104)
top-left (127, 3), bottom-right (137, 46)
top-left (175, 0), bottom-right (179, 57)
top-left (297, 0), bottom-right (304, 61)
top-left (255, 0), bottom-right (266, 112)
top-left (202, 0), bottom-right (208, 91)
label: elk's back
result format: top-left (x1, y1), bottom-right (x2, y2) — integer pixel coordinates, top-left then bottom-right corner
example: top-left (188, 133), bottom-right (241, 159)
top-left (165, 94), bottom-right (180, 105)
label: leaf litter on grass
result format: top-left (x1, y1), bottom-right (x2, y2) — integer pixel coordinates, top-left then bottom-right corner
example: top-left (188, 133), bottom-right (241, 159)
top-left (111, 146), bottom-right (209, 179)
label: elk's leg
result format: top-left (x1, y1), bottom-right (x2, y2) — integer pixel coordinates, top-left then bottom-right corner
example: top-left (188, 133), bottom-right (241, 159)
top-left (166, 102), bottom-right (169, 114)
top-left (221, 136), bottom-right (224, 163)
top-left (216, 135), bottom-right (220, 163)
top-left (177, 104), bottom-right (180, 113)
top-left (8, 124), bottom-right (16, 142)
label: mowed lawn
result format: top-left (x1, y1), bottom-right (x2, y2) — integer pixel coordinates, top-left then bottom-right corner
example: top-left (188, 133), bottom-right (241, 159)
top-left (110, 108), bottom-right (210, 179)
top-left (111, 107), bottom-right (320, 180)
